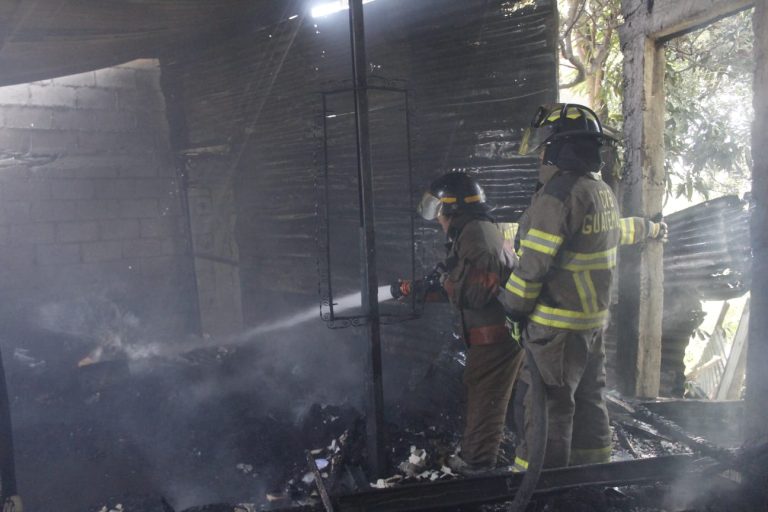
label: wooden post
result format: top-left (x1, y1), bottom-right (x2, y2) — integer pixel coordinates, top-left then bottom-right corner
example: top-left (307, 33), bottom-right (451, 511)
top-left (617, 9), bottom-right (666, 398)
top-left (616, 0), bottom-right (754, 398)
top-left (746, 0), bottom-right (768, 446)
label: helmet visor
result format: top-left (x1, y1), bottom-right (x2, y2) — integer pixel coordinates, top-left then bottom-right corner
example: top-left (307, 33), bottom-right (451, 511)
top-left (519, 124), bottom-right (557, 155)
top-left (417, 192), bottom-right (442, 220)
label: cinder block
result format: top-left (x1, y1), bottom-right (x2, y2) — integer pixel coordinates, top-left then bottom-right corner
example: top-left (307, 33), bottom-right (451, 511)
top-left (158, 197), bottom-right (183, 217)
top-left (56, 221), bottom-right (99, 243)
top-left (28, 85), bottom-right (77, 107)
top-left (49, 180), bottom-right (95, 200)
top-left (134, 109), bottom-right (169, 133)
top-left (100, 219), bottom-right (140, 240)
top-left (52, 71), bottom-right (96, 88)
top-left (51, 110), bottom-right (94, 131)
top-left (75, 87), bottom-right (116, 110)
top-left (30, 200), bottom-right (76, 222)
top-left (0, 128), bottom-right (31, 154)
top-left (120, 199), bottom-right (158, 218)
top-left (133, 178), bottom-right (179, 198)
top-left (122, 238), bottom-right (164, 258)
top-left (118, 161), bottom-right (160, 178)
top-left (9, 223), bottom-right (55, 244)
top-left (29, 130), bottom-right (78, 155)
top-left (161, 238), bottom-right (184, 255)
top-left (93, 179), bottom-right (135, 199)
top-left (116, 88), bottom-right (140, 111)
top-left (32, 155), bottom-right (120, 179)
top-left (0, 245), bottom-right (36, 270)
top-left (81, 240), bottom-right (123, 263)
top-left (0, 164), bottom-right (31, 180)
top-left (75, 199), bottom-right (121, 220)
top-left (134, 68), bottom-right (161, 91)
top-left (36, 243), bottom-right (81, 266)
top-left (77, 132), bottom-right (150, 154)
top-left (140, 217), bottom-right (180, 238)
top-left (2, 106), bottom-right (54, 130)
top-left (94, 68), bottom-right (136, 89)
top-left (92, 110), bottom-right (137, 132)
top-left (137, 255), bottom-right (178, 278)
top-left (1, 202), bottom-right (31, 224)
top-left (1, 179), bottom-right (50, 201)
top-left (0, 84), bottom-right (30, 105)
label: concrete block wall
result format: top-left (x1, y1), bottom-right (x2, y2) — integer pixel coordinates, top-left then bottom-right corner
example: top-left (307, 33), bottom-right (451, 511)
top-left (0, 60), bottom-right (198, 342)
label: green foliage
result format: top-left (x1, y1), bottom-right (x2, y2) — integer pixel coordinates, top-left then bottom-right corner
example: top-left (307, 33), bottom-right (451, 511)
top-left (558, 2), bottom-right (754, 200)
top-left (664, 11), bottom-right (753, 200)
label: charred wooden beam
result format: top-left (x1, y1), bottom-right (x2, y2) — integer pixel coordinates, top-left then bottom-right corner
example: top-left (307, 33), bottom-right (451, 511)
top-left (335, 455), bottom-right (698, 512)
top-left (308, 452), bottom-right (336, 512)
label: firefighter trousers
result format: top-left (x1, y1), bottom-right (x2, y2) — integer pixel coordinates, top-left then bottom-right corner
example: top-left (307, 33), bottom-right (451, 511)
top-left (513, 322), bottom-right (611, 470)
top-left (461, 340), bottom-right (524, 468)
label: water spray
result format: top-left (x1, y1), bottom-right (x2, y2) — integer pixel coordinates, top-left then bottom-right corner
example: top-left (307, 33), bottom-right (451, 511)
top-left (101, 285), bottom-right (396, 362)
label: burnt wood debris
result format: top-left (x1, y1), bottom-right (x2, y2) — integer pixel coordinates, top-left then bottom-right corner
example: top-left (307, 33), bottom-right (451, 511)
top-left (0, 0), bottom-right (766, 511)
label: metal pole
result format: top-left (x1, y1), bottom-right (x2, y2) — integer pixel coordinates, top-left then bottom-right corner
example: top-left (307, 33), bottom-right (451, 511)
top-left (348, 0), bottom-right (386, 478)
top-left (0, 348), bottom-right (18, 501)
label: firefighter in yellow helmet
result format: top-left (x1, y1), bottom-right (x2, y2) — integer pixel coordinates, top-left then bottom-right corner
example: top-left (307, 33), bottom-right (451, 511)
top-left (499, 104), bottom-right (666, 470)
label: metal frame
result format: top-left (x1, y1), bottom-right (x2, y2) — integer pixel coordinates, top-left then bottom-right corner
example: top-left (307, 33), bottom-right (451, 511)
top-left (317, 82), bottom-right (418, 328)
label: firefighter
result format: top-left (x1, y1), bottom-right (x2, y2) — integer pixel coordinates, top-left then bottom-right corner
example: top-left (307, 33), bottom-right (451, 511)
top-left (499, 103), bottom-right (666, 470)
top-left (393, 172), bottom-right (523, 475)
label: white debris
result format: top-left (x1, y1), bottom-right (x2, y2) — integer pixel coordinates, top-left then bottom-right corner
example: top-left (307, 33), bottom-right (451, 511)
top-left (370, 475), bottom-right (403, 488)
top-left (408, 446), bottom-right (427, 464)
top-left (371, 478), bottom-right (390, 489)
top-left (302, 472), bottom-right (315, 485)
top-left (441, 465), bottom-right (455, 476)
top-left (266, 492), bottom-right (285, 502)
top-left (236, 463), bottom-right (254, 474)
top-left (315, 458), bottom-right (329, 470)
top-left (310, 448), bottom-right (324, 455)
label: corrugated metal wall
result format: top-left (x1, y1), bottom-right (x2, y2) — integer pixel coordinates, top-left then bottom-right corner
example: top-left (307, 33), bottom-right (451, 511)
top-left (164, 0), bottom-right (558, 412)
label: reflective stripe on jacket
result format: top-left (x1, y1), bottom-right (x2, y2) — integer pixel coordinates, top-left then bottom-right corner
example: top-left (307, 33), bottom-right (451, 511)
top-left (499, 170), bottom-right (654, 331)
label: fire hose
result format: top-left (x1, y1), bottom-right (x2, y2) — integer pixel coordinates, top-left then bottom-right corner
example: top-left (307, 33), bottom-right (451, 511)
top-left (507, 347), bottom-right (547, 512)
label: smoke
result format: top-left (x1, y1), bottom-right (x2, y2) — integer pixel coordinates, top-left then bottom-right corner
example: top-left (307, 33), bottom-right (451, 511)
top-left (17, 285), bottom-right (402, 510)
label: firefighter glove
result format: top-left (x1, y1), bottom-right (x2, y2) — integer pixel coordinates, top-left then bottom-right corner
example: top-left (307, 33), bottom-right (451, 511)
top-left (505, 312), bottom-right (526, 345)
top-left (390, 279), bottom-right (412, 300)
top-left (648, 221), bottom-right (668, 242)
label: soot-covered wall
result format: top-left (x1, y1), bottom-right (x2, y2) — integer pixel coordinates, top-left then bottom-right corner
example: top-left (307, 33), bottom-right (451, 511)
top-left (163, 0), bottom-right (558, 414)
top-left (0, 59), bottom-right (198, 344)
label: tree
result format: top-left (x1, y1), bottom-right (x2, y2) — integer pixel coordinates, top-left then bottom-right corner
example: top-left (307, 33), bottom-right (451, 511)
top-left (558, 1), bottom-right (753, 200)
top-left (558, 0), bottom-right (623, 122)
top-left (664, 11), bottom-right (753, 200)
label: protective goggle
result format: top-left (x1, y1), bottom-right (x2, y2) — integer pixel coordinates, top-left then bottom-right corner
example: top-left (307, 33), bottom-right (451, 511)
top-left (417, 192), bottom-right (442, 220)
top-left (417, 191), bottom-right (485, 220)
top-left (519, 103), bottom-right (606, 155)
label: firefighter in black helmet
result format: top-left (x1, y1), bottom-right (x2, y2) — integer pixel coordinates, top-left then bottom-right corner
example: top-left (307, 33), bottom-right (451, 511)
top-left (499, 104), bottom-right (667, 470)
top-left (394, 171), bottom-right (522, 475)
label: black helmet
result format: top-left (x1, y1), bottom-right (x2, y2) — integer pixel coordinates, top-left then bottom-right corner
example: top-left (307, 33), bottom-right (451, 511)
top-left (519, 103), bottom-right (614, 155)
top-left (417, 172), bottom-right (487, 220)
